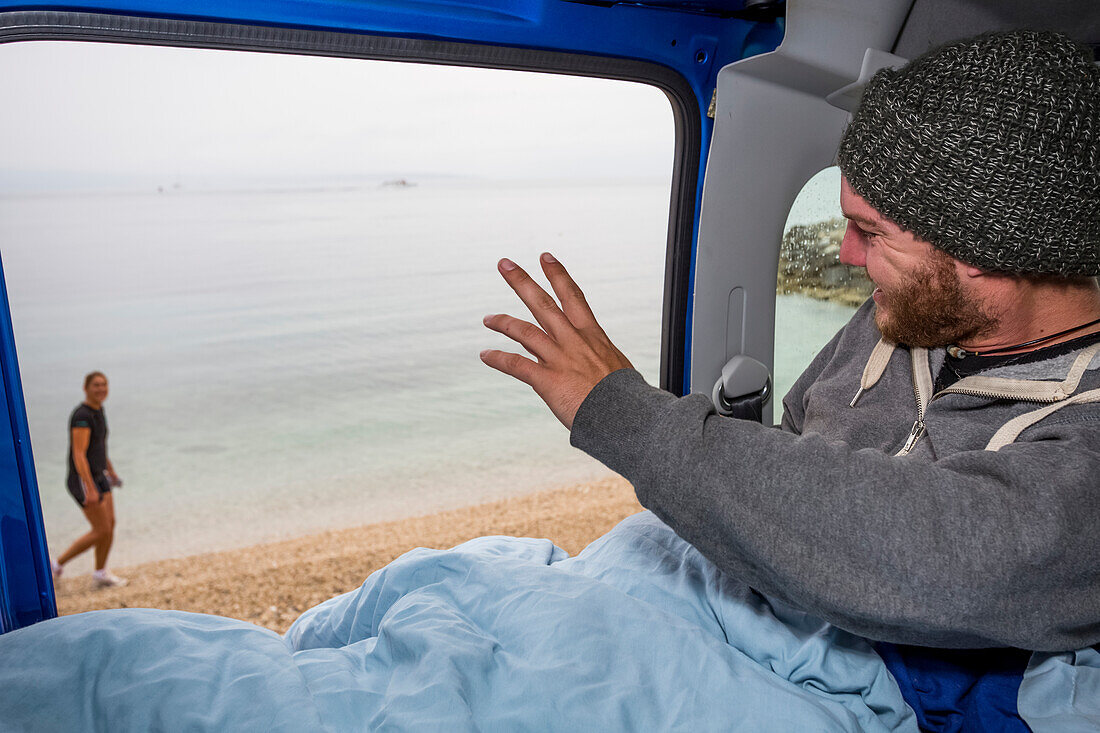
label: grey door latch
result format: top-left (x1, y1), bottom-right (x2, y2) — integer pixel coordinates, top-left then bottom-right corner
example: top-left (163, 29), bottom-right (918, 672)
top-left (711, 355), bottom-right (772, 419)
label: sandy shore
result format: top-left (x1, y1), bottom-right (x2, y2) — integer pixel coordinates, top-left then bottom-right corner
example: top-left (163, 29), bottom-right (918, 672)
top-left (54, 476), bottom-right (642, 633)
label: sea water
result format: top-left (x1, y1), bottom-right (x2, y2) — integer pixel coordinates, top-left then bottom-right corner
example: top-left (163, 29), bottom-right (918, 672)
top-left (1, 178), bottom-right (856, 567)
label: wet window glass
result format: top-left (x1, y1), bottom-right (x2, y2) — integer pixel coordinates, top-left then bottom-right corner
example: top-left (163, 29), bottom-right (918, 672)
top-left (774, 166), bottom-right (873, 403)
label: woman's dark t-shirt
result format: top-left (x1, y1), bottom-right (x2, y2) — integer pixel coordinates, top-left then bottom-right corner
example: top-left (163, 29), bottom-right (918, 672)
top-left (67, 404), bottom-right (108, 480)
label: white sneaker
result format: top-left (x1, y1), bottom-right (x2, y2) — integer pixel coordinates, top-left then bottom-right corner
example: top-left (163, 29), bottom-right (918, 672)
top-left (92, 570), bottom-right (128, 588)
top-left (51, 559), bottom-right (62, 579)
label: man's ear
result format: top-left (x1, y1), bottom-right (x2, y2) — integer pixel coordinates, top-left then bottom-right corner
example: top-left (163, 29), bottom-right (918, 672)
top-left (953, 257), bottom-right (985, 280)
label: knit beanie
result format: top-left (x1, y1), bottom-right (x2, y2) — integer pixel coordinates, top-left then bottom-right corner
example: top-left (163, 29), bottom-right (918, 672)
top-left (837, 30), bottom-right (1100, 277)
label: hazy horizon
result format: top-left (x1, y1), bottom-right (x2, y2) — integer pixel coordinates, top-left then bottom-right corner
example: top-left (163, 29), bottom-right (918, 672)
top-left (1, 41), bottom-right (675, 196)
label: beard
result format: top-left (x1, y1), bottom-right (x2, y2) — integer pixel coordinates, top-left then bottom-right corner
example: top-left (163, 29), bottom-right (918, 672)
top-left (873, 251), bottom-right (999, 348)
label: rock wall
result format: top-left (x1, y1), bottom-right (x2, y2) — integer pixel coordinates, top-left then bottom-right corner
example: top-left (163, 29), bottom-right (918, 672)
top-left (778, 218), bottom-right (873, 308)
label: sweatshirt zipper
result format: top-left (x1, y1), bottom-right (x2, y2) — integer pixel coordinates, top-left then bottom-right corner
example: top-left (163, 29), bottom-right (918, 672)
top-left (930, 385), bottom-right (1064, 403)
top-left (853, 343), bottom-right (1097, 457)
top-left (895, 348), bottom-right (931, 457)
top-left (899, 366), bottom-right (1071, 455)
top-left (900, 381), bottom-right (1077, 456)
top-left (896, 399), bottom-right (926, 456)
top-left (898, 417), bottom-right (926, 455)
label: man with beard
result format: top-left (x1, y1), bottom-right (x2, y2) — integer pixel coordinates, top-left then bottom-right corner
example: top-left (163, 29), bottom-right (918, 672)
top-left (483, 30), bottom-right (1100, 729)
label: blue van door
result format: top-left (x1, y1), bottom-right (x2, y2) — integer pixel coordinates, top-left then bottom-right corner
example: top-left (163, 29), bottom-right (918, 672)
top-left (0, 0), bottom-right (783, 632)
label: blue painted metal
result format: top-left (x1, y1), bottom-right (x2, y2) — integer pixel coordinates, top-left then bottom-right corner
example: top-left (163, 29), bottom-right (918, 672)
top-left (0, 251), bottom-right (55, 633)
top-left (0, 0), bottom-right (783, 632)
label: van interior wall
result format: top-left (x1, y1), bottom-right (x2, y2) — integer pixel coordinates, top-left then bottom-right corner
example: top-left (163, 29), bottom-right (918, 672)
top-left (895, 0), bottom-right (1100, 56)
top-left (688, 0), bottom-right (909, 423)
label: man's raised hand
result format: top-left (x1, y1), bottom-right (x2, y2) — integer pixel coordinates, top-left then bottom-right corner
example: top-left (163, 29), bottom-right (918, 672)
top-left (480, 253), bottom-right (633, 430)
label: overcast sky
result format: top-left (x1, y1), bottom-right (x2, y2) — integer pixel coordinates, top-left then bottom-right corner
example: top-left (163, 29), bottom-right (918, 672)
top-left (0, 41), bottom-right (675, 192)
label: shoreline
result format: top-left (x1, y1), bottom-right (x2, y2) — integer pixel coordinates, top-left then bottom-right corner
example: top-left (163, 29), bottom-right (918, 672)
top-left (54, 475), bottom-right (642, 633)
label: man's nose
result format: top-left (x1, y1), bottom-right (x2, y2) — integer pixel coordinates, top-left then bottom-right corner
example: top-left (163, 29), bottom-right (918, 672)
top-left (838, 222), bottom-right (867, 267)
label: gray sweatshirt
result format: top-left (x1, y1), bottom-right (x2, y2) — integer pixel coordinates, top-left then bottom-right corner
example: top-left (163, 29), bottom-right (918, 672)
top-left (570, 299), bottom-right (1100, 651)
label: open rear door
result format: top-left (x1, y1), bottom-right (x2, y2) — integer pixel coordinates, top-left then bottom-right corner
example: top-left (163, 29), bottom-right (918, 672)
top-left (0, 0), bottom-right (783, 632)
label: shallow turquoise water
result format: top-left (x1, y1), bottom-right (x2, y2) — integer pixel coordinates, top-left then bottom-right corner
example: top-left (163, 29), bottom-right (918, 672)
top-left (2, 179), bottom-right (670, 566)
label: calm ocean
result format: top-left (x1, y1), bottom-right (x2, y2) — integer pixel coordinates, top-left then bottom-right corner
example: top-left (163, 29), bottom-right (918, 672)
top-left (0, 178), bottom-right (855, 568)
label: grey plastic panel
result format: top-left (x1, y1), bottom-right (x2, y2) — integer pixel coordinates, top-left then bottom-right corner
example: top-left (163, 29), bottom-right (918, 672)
top-left (826, 48), bottom-right (907, 112)
top-left (895, 0), bottom-right (1100, 58)
top-left (689, 0), bottom-right (912, 423)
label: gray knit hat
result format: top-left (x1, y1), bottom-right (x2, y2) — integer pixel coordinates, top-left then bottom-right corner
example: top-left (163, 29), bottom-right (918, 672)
top-left (837, 30), bottom-right (1100, 277)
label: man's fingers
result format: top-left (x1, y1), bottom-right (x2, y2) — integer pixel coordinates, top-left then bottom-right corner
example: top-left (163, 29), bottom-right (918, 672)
top-left (484, 256), bottom-right (632, 430)
top-left (482, 313), bottom-right (558, 360)
top-left (497, 258), bottom-right (573, 338)
top-left (479, 348), bottom-right (540, 385)
top-left (538, 252), bottom-right (600, 331)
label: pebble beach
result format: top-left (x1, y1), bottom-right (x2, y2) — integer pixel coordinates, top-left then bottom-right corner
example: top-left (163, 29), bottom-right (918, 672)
top-left (54, 475), bottom-right (642, 633)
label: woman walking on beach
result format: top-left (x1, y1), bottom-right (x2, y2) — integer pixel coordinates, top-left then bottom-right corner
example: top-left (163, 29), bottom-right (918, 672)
top-left (52, 371), bottom-right (127, 588)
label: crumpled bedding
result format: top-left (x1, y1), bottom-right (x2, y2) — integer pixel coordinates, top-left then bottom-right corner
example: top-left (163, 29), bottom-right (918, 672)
top-left (1018, 648), bottom-right (1100, 733)
top-left (2, 512), bottom-right (924, 731)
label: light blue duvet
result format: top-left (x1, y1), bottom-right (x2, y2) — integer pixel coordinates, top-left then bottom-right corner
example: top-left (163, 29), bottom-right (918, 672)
top-left (0, 512), bottom-right (1095, 731)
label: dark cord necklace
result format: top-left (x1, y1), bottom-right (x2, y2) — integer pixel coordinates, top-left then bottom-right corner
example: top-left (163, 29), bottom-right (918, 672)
top-left (946, 316), bottom-right (1100, 359)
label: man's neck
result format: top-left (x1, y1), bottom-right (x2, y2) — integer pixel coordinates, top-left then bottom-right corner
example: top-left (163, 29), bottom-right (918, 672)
top-left (955, 279), bottom-right (1100, 357)
top-left (83, 399), bottom-right (101, 410)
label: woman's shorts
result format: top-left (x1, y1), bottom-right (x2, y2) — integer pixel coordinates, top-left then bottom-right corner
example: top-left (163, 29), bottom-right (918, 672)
top-left (66, 472), bottom-right (111, 508)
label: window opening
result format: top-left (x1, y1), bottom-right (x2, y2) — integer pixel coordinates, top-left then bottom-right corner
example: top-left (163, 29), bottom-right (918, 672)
top-left (0, 41), bottom-right (674, 623)
top-left (774, 166), bottom-right (873, 403)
